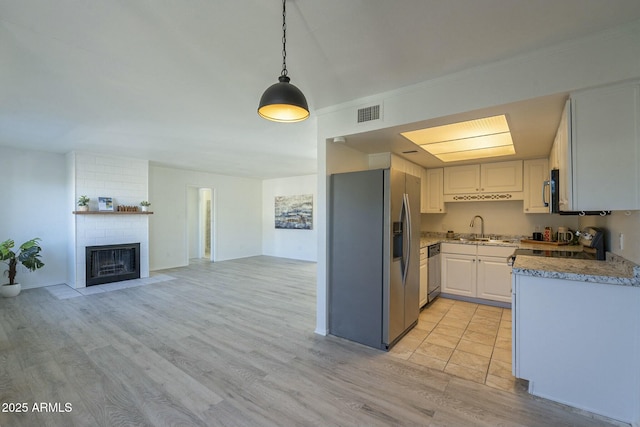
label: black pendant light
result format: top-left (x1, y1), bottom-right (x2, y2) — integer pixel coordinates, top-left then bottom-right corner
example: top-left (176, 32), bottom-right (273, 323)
top-left (258, 0), bottom-right (309, 123)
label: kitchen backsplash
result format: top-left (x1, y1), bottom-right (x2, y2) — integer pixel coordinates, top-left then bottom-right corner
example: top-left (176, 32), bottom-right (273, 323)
top-left (420, 200), bottom-right (640, 265)
top-left (579, 210), bottom-right (640, 265)
top-left (421, 200), bottom-right (580, 240)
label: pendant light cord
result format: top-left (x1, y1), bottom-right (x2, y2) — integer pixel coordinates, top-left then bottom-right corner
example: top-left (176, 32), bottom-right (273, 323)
top-left (281, 0), bottom-right (288, 77)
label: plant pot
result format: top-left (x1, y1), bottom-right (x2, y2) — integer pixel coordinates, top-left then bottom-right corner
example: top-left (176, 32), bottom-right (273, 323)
top-left (77, 205), bottom-right (89, 212)
top-left (0, 283), bottom-right (21, 298)
top-left (141, 206), bottom-right (149, 212)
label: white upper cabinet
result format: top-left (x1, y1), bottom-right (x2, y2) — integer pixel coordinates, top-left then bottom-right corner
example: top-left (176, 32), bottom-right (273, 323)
top-left (390, 154), bottom-right (423, 178)
top-left (480, 161), bottom-right (523, 193)
top-left (554, 100), bottom-right (573, 212)
top-left (423, 168), bottom-right (446, 213)
top-left (443, 160), bottom-right (523, 197)
top-left (443, 164), bottom-right (480, 194)
top-left (387, 154), bottom-right (433, 212)
top-left (571, 81), bottom-right (640, 211)
top-left (523, 159), bottom-right (550, 213)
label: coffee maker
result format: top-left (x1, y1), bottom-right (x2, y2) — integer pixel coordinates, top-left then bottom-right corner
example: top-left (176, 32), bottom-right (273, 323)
top-left (576, 227), bottom-right (605, 260)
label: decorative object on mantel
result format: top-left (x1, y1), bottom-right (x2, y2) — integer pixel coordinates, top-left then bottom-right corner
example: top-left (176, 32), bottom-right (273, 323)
top-left (98, 197), bottom-right (114, 211)
top-left (0, 238), bottom-right (45, 297)
top-left (117, 205), bottom-right (139, 212)
top-left (140, 200), bottom-right (151, 212)
top-left (77, 195), bottom-right (90, 212)
top-left (275, 194), bottom-right (313, 230)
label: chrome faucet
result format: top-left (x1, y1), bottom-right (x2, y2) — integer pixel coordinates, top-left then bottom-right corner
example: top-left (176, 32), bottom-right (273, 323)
top-left (470, 215), bottom-right (484, 238)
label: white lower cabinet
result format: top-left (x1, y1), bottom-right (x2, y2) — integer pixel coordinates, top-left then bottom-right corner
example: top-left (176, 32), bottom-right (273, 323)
top-left (476, 255), bottom-right (512, 303)
top-left (441, 243), bottom-right (513, 303)
top-left (419, 248), bottom-right (428, 308)
top-left (512, 273), bottom-right (640, 424)
top-left (441, 253), bottom-right (476, 297)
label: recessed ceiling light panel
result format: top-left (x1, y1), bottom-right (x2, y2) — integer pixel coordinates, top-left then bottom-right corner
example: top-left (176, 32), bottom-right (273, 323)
top-left (401, 114), bottom-right (515, 162)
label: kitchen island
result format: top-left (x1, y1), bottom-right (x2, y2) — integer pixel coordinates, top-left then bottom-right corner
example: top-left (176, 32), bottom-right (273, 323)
top-left (512, 254), bottom-right (640, 426)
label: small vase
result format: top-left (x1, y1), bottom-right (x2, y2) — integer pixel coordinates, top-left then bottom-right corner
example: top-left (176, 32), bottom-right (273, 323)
top-left (0, 283), bottom-right (21, 298)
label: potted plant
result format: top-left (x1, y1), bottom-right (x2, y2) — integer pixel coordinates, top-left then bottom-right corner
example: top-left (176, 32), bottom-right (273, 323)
top-left (0, 238), bottom-right (45, 297)
top-left (77, 195), bottom-right (90, 212)
top-left (140, 200), bottom-right (151, 212)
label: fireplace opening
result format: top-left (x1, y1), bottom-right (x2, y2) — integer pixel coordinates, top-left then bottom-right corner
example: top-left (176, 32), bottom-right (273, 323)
top-left (86, 243), bottom-right (141, 286)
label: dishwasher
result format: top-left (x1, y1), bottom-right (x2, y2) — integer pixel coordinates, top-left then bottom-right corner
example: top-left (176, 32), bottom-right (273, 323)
top-left (427, 243), bottom-right (441, 303)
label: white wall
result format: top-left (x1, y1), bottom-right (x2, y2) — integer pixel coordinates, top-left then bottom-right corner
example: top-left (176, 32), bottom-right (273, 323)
top-left (0, 146), bottom-right (68, 288)
top-left (262, 175), bottom-right (318, 262)
top-left (315, 20), bottom-right (640, 335)
top-left (149, 165), bottom-right (262, 270)
top-left (422, 201), bottom-right (580, 238)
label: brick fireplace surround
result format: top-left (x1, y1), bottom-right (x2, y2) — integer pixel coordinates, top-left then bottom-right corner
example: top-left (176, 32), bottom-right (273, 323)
top-left (68, 152), bottom-right (150, 288)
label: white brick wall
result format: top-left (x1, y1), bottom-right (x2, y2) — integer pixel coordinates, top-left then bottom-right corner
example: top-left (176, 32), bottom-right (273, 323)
top-left (71, 152), bottom-right (150, 288)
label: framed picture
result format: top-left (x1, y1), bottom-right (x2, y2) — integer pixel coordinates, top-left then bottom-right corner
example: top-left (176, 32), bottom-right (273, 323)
top-left (98, 197), bottom-right (114, 211)
top-left (275, 194), bottom-right (313, 230)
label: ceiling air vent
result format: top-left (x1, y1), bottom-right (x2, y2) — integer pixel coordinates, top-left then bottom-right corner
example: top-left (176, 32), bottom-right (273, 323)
top-left (357, 105), bottom-right (381, 123)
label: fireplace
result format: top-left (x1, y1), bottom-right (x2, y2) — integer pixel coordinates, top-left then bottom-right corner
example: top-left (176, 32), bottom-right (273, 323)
top-left (85, 243), bottom-right (141, 286)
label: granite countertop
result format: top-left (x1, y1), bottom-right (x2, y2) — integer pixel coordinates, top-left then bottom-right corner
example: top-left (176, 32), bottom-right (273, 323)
top-left (420, 233), bottom-right (640, 286)
top-left (420, 237), bottom-right (443, 248)
top-left (512, 253), bottom-right (640, 287)
top-left (420, 236), bottom-right (578, 251)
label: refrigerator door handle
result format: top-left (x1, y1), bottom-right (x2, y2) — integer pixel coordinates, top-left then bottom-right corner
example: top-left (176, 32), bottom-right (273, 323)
top-left (399, 194), bottom-right (406, 284)
top-left (402, 193), bottom-right (411, 286)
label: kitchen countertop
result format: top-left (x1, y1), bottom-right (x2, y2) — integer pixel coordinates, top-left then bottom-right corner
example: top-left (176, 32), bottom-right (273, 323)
top-left (512, 253), bottom-right (640, 287)
top-left (420, 237), bottom-right (445, 248)
top-left (420, 234), bottom-right (640, 286)
top-left (420, 236), bottom-right (580, 251)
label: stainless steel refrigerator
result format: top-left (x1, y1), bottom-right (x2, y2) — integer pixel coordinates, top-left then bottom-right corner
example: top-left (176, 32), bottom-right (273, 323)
top-left (329, 168), bottom-right (420, 350)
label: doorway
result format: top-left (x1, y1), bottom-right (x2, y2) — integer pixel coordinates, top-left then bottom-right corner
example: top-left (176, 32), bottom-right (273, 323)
top-left (187, 186), bottom-right (215, 263)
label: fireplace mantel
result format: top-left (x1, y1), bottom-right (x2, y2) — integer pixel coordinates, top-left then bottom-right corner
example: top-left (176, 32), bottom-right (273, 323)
top-left (72, 211), bottom-right (154, 215)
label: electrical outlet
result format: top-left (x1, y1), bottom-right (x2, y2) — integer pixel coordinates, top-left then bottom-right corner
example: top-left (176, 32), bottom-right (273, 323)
top-left (619, 233), bottom-right (624, 250)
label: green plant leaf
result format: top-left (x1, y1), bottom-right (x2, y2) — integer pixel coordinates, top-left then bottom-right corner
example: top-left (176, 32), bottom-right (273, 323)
top-left (0, 240), bottom-right (16, 261)
top-left (1, 238), bottom-right (44, 277)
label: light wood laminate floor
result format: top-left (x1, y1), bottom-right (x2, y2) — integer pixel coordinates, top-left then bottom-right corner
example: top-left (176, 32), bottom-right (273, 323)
top-left (0, 256), bottom-right (622, 426)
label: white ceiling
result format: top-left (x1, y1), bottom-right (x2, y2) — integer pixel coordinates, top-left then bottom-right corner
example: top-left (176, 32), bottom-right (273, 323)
top-left (2, 1), bottom-right (640, 178)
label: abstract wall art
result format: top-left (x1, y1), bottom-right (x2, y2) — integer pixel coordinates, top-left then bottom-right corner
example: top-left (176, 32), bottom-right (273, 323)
top-left (275, 194), bottom-right (313, 230)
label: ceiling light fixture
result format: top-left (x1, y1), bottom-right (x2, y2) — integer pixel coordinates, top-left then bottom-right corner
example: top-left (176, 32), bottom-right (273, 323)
top-left (401, 115), bottom-right (515, 162)
top-left (258, 0), bottom-right (309, 123)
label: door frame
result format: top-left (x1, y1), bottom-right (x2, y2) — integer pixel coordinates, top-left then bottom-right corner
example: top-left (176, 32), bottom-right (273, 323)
top-left (185, 185), bottom-right (216, 262)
